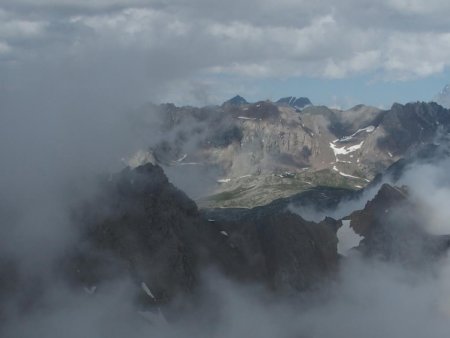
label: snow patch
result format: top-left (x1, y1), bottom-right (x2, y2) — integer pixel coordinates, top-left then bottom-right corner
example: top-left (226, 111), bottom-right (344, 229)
top-left (217, 178), bottom-right (231, 183)
top-left (141, 282), bottom-right (155, 299)
top-left (330, 141), bottom-right (364, 158)
top-left (339, 125), bottom-right (375, 142)
top-left (237, 116), bottom-right (257, 120)
top-left (176, 162), bottom-right (200, 166)
top-left (238, 175), bottom-right (252, 179)
top-left (220, 231), bottom-right (229, 237)
top-left (332, 165), bottom-right (369, 181)
top-left (174, 153), bottom-right (187, 163)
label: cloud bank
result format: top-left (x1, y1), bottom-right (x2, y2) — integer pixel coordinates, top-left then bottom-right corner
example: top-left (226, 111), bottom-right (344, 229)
top-left (2, 1), bottom-right (450, 104)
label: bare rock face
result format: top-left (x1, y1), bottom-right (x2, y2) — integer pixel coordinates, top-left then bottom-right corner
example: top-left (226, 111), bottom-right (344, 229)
top-left (4, 165), bottom-right (450, 322)
top-left (65, 169), bottom-right (450, 306)
top-left (205, 204), bottom-right (340, 292)
top-left (65, 163), bottom-right (341, 307)
top-left (130, 99), bottom-right (450, 207)
top-left (376, 102), bottom-right (450, 154)
top-left (67, 163), bottom-right (245, 305)
top-left (349, 184), bottom-right (409, 237)
top-left (223, 95), bottom-right (249, 107)
top-left (348, 184), bottom-right (450, 264)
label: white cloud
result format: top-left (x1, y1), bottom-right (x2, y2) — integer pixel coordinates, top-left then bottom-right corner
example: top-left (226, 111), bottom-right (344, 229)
top-left (0, 9), bottom-right (47, 40)
top-left (383, 32), bottom-right (450, 79)
top-left (1, 1), bottom-right (450, 104)
top-left (386, 0), bottom-right (450, 14)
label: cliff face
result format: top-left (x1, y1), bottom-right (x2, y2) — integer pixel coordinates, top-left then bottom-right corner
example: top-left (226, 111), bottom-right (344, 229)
top-left (348, 184), bottom-right (450, 264)
top-left (65, 164), bottom-right (450, 309)
top-left (65, 163), bottom-right (340, 307)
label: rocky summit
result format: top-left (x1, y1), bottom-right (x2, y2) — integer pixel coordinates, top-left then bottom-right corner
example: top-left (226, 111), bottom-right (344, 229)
top-left (65, 163), bottom-right (341, 307)
top-left (347, 184), bottom-right (450, 264)
top-left (58, 162), bottom-right (450, 315)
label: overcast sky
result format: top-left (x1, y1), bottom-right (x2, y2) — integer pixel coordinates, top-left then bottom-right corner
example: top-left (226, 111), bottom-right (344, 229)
top-left (1, 0), bottom-right (450, 108)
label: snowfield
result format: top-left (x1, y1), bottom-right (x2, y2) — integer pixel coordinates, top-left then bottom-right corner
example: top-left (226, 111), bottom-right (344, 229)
top-left (330, 141), bottom-right (364, 158)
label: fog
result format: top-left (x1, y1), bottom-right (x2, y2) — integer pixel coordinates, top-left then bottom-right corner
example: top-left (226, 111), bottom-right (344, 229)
top-left (0, 80), bottom-right (151, 268)
top-left (399, 158), bottom-right (450, 236)
top-left (2, 71), bottom-right (450, 337)
top-left (2, 3), bottom-right (450, 337)
top-left (3, 257), bottom-right (450, 338)
top-left (2, 75), bottom-right (450, 337)
top-left (288, 179), bottom-right (388, 223)
top-left (3, 91), bottom-right (450, 337)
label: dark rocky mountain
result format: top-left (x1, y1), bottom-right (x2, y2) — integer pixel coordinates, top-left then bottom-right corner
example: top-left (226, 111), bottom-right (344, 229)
top-left (223, 95), bottom-right (249, 106)
top-left (61, 163), bottom-right (450, 312)
top-left (348, 184), bottom-right (450, 264)
top-left (65, 163), bottom-right (341, 309)
top-left (376, 102), bottom-right (450, 156)
top-left (368, 134), bottom-right (450, 188)
top-left (3, 158), bottom-right (450, 329)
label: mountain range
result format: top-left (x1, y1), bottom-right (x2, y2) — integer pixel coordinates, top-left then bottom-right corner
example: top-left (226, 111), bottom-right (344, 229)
top-left (2, 89), bottom-right (450, 332)
top-left (56, 92), bottom-right (450, 313)
top-left (128, 95), bottom-right (450, 208)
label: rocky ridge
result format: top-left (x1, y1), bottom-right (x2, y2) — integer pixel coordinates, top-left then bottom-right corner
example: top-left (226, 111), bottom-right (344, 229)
top-left (66, 163), bottom-right (341, 308)
top-left (62, 162), bottom-right (450, 315)
top-left (128, 98), bottom-right (450, 207)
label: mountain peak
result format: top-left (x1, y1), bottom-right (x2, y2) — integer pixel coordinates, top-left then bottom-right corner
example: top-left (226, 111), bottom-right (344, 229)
top-left (276, 96), bottom-right (312, 110)
top-left (223, 95), bottom-right (248, 106)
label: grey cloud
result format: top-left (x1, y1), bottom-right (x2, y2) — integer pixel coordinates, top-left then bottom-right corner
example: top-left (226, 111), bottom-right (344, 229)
top-left (1, 0), bottom-right (450, 106)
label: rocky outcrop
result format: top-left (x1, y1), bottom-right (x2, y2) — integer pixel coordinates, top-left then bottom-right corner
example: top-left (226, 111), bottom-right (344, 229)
top-left (204, 206), bottom-right (340, 292)
top-left (223, 95), bottom-right (249, 106)
top-left (348, 184), bottom-right (450, 264)
top-left (66, 163), bottom-right (341, 307)
top-left (376, 102), bottom-right (450, 156)
top-left (67, 164), bottom-right (243, 304)
top-left (66, 165), bottom-right (450, 306)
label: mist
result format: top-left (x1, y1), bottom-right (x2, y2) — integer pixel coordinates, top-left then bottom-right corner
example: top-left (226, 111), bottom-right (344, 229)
top-left (2, 2), bottom-right (450, 338)
top-left (3, 256), bottom-right (450, 338)
top-left (3, 75), bottom-right (450, 337)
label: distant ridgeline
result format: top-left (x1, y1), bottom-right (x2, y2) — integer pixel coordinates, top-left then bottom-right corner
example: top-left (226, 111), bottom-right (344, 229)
top-left (126, 96), bottom-right (450, 208)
